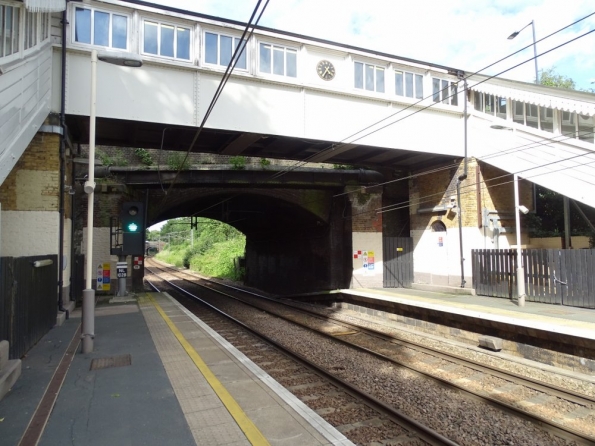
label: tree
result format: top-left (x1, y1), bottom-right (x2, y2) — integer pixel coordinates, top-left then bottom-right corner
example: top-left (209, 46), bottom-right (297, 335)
top-left (539, 67), bottom-right (576, 89)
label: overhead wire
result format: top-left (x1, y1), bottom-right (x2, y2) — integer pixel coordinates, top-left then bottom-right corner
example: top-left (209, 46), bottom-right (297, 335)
top-left (159, 0), bottom-right (271, 201)
top-left (152, 10), bottom-right (595, 231)
top-left (265, 12), bottom-right (595, 181)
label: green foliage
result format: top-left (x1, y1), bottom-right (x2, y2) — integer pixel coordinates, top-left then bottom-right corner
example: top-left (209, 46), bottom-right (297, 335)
top-left (156, 242), bottom-right (188, 268)
top-left (96, 149), bottom-right (128, 167)
top-left (230, 156), bottom-right (246, 170)
top-left (190, 237), bottom-right (245, 280)
top-left (527, 186), bottom-right (594, 237)
top-left (134, 148), bottom-right (153, 166)
top-left (259, 158), bottom-right (271, 169)
top-left (146, 229), bottom-right (161, 241)
top-left (167, 152), bottom-right (190, 170)
top-left (539, 67), bottom-right (576, 90)
top-left (155, 218), bottom-right (246, 280)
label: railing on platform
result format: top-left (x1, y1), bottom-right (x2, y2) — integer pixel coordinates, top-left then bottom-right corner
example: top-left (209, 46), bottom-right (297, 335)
top-left (471, 248), bottom-right (595, 309)
top-left (0, 255), bottom-right (58, 359)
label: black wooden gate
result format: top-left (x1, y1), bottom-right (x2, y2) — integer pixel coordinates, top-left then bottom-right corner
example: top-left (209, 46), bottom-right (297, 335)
top-left (383, 237), bottom-right (413, 288)
top-left (472, 249), bottom-right (595, 309)
top-left (0, 255), bottom-right (58, 359)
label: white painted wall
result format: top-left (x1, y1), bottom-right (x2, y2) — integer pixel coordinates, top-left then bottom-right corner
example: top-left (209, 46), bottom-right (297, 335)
top-left (0, 46), bottom-right (52, 185)
top-left (411, 226), bottom-right (478, 287)
top-left (1, 211), bottom-right (59, 256)
top-left (351, 232), bottom-right (383, 288)
top-left (81, 227), bottom-right (124, 285)
top-left (61, 50), bottom-right (464, 158)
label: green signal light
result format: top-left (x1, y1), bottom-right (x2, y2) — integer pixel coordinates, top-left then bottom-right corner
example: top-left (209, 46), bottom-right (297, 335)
top-left (127, 222), bottom-right (139, 232)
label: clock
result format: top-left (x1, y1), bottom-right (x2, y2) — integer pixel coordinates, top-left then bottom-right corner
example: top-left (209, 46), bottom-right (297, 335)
top-left (317, 60), bottom-right (335, 81)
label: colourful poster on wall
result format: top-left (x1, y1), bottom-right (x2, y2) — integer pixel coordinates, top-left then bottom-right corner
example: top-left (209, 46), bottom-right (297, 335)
top-left (368, 251), bottom-right (375, 270)
top-left (97, 263), bottom-right (111, 291)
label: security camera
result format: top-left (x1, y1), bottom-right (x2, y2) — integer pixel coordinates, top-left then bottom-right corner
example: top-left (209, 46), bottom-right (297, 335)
top-left (518, 205), bottom-right (529, 214)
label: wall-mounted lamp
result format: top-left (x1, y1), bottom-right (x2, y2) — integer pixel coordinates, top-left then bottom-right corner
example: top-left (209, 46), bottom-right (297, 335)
top-left (33, 259), bottom-right (54, 268)
top-left (518, 205), bottom-right (529, 214)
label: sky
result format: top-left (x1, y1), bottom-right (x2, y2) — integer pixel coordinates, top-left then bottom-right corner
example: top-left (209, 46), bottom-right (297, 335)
top-left (154, 0), bottom-right (594, 90)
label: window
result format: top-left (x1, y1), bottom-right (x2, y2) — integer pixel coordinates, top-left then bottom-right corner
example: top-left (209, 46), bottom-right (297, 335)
top-left (205, 32), bottom-right (246, 69)
top-left (25, 11), bottom-right (37, 50)
top-left (561, 111), bottom-right (576, 137)
top-left (513, 100), bottom-right (524, 124)
top-left (578, 114), bottom-right (594, 143)
top-left (395, 70), bottom-right (422, 99)
top-left (431, 221), bottom-right (447, 232)
top-left (144, 21), bottom-right (190, 60)
top-left (354, 61), bottom-right (384, 92)
top-left (496, 97), bottom-right (506, 120)
top-left (74, 7), bottom-right (128, 49)
top-left (0, 5), bottom-right (20, 58)
top-left (41, 12), bottom-right (49, 42)
top-left (526, 103), bottom-right (538, 129)
top-left (539, 107), bottom-right (553, 133)
top-left (260, 43), bottom-right (296, 77)
top-left (473, 91), bottom-right (483, 111)
top-left (433, 78), bottom-right (458, 105)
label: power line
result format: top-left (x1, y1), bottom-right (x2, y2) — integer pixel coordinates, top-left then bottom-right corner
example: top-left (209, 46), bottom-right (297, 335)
top-left (159, 0), bottom-right (271, 200)
top-left (266, 12), bottom-right (595, 181)
top-left (152, 11), bottom-right (595, 230)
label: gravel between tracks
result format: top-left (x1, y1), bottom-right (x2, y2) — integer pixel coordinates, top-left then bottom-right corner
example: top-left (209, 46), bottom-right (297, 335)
top-left (213, 299), bottom-right (580, 446)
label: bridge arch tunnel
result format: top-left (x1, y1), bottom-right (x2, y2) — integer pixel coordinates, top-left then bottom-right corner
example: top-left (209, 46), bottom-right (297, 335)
top-left (148, 187), bottom-right (353, 294)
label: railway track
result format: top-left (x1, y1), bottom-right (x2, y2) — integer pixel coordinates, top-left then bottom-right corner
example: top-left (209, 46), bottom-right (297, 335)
top-left (145, 258), bottom-right (595, 446)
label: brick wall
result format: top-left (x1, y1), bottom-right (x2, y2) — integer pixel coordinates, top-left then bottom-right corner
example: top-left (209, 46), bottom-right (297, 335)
top-left (409, 158), bottom-right (533, 286)
top-left (0, 133), bottom-right (62, 257)
top-left (0, 134), bottom-right (60, 211)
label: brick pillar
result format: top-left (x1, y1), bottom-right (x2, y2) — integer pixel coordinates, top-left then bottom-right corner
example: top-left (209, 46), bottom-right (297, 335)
top-left (348, 186), bottom-right (383, 288)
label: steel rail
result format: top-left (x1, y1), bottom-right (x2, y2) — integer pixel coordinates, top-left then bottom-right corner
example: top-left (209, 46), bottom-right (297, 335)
top-left (145, 265), bottom-right (460, 446)
top-left (146, 259), bottom-right (595, 446)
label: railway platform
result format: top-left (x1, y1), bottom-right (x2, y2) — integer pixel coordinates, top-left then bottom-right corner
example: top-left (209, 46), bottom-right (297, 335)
top-left (0, 292), bottom-right (352, 446)
top-left (326, 287), bottom-right (595, 376)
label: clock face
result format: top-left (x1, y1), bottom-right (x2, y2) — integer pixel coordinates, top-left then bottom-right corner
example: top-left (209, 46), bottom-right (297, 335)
top-left (317, 60), bottom-right (335, 81)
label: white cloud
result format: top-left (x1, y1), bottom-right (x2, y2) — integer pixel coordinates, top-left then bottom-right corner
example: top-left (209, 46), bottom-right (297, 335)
top-left (156, 0), bottom-right (595, 90)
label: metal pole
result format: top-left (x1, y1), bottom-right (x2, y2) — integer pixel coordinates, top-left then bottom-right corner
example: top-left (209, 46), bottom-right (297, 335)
top-left (457, 75), bottom-right (468, 288)
top-left (563, 196), bottom-right (571, 249)
top-left (514, 174), bottom-right (526, 307)
top-left (82, 50), bottom-right (98, 353)
top-left (531, 21), bottom-right (539, 83)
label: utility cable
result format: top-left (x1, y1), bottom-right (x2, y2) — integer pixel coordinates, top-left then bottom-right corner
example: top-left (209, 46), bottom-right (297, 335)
top-left (160, 0), bottom-right (270, 200)
top-left (266, 12), bottom-right (595, 181)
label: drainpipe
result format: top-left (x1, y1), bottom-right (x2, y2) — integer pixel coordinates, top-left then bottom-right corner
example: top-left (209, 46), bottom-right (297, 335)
top-left (57, 7), bottom-right (68, 316)
top-left (457, 74), bottom-right (468, 288)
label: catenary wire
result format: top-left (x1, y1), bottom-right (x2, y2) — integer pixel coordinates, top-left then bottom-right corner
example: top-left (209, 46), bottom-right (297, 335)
top-left (265, 12), bottom-right (595, 181)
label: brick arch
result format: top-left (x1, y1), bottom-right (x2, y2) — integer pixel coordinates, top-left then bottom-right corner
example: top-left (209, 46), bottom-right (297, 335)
top-left (147, 187), bottom-right (335, 241)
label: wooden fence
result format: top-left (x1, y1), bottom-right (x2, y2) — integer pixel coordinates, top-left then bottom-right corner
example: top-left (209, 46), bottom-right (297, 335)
top-left (472, 249), bottom-right (595, 308)
top-left (0, 255), bottom-right (58, 359)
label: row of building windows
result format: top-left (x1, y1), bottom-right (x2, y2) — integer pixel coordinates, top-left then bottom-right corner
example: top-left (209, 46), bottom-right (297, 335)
top-left (0, 5), bottom-right (49, 58)
top-left (473, 91), bottom-right (594, 143)
top-left (71, 5), bottom-right (461, 105)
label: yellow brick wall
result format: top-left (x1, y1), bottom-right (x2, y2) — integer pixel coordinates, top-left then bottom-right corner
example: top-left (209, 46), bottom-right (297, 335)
top-left (410, 158), bottom-right (532, 233)
top-left (0, 133), bottom-right (60, 211)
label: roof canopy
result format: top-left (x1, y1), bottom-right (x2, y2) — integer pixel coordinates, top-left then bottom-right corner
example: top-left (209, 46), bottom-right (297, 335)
top-left (470, 79), bottom-right (595, 117)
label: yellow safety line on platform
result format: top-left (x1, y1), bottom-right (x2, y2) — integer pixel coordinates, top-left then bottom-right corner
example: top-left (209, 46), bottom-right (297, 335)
top-left (146, 294), bottom-right (270, 446)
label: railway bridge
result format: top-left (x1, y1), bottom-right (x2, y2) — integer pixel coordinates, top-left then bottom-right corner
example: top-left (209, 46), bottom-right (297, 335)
top-left (1, 0), bottom-right (595, 314)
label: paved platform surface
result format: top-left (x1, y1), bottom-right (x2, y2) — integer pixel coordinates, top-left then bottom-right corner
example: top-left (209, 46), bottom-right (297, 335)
top-left (342, 287), bottom-right (595, 341)
top-left (0, 292), bottom-right (352, 446)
